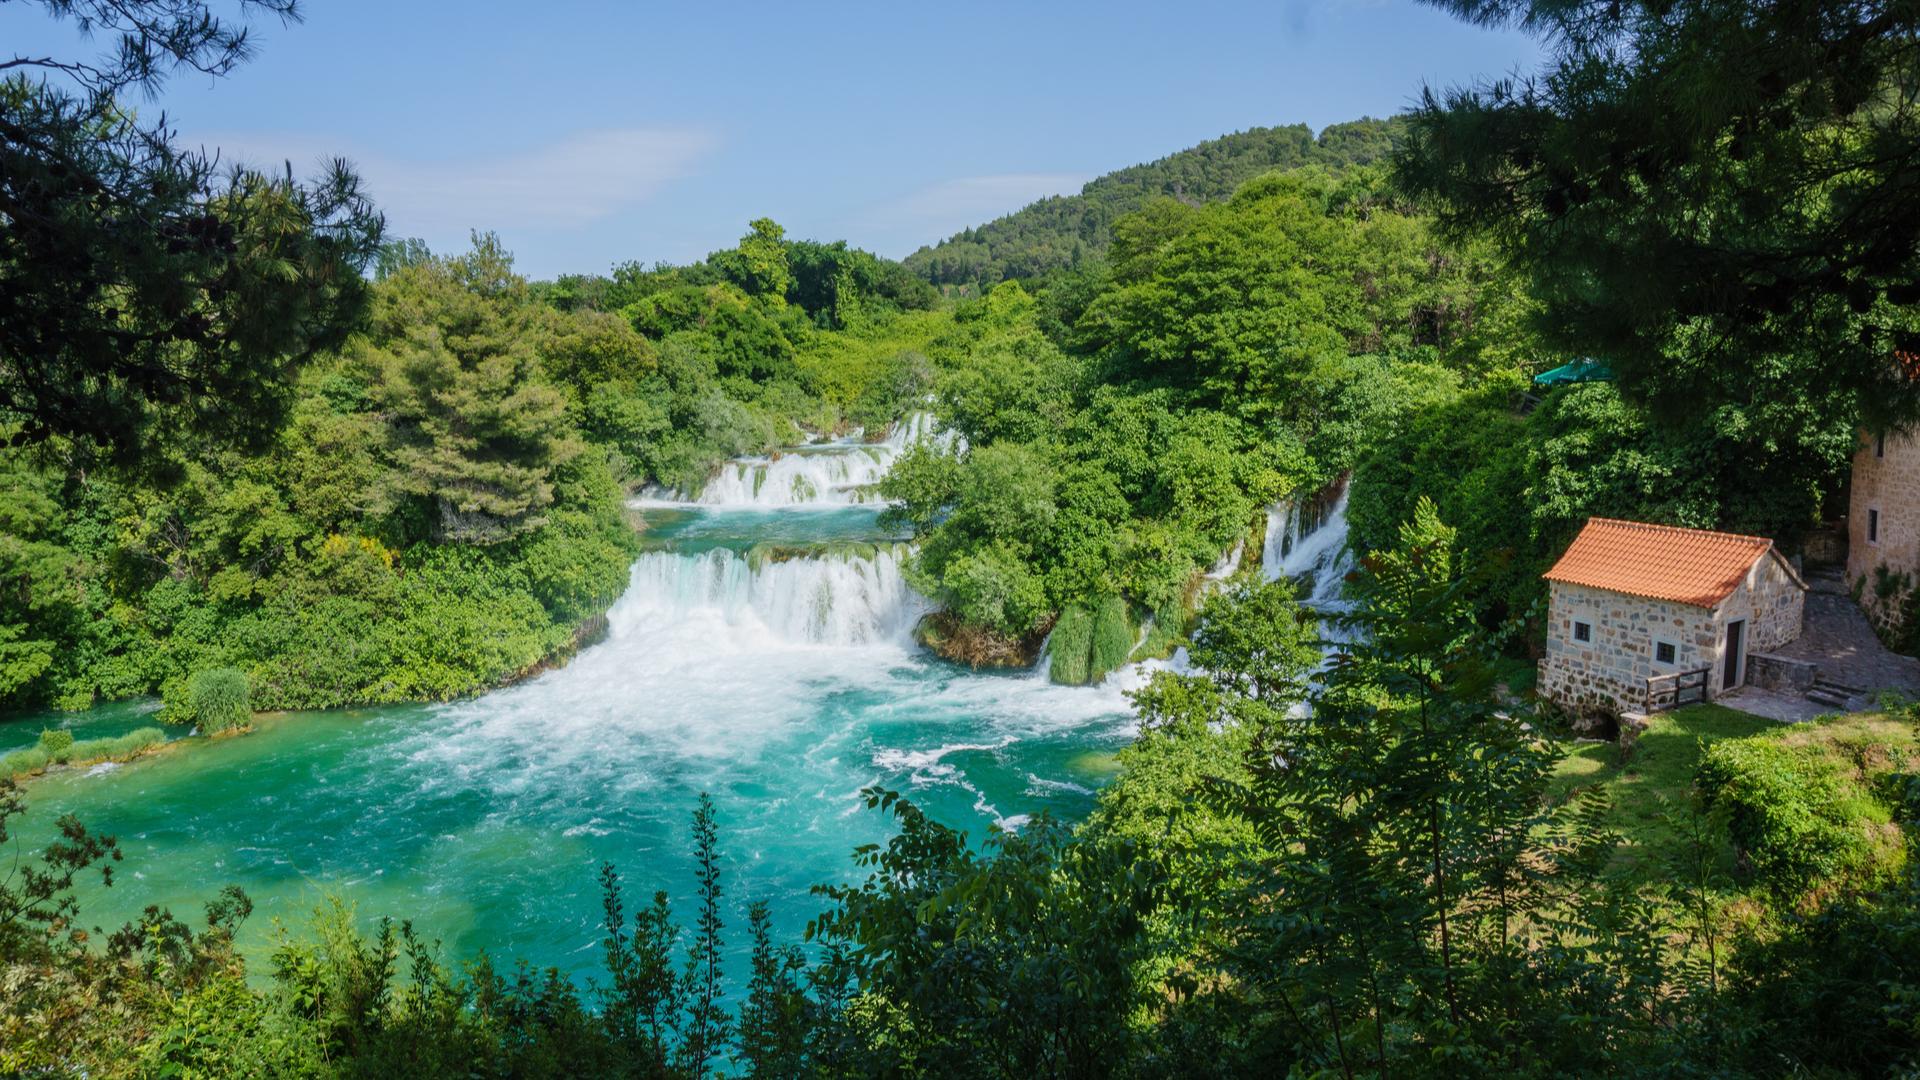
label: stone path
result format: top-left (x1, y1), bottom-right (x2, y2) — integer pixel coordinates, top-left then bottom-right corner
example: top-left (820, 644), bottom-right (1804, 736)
top-left (1771, 591), bottom-right (1920, 702)
top-left (1716, 685), bottom-right (1829, 723)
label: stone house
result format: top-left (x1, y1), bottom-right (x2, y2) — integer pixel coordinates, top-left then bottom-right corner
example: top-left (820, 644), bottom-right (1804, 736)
top-left (1538, 518), bottom-right (1806, 714)
top-left (1848, 425), bottom-right (1920, 635)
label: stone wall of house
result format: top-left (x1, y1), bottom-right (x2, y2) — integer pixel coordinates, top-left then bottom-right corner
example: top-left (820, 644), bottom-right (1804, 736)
top-left (1537, 581), bottom-right (1720, 714)
top-left (1849, 426), bottom-right (1920, 636)
top-left (1720, 552), bottom-right (1806, 655)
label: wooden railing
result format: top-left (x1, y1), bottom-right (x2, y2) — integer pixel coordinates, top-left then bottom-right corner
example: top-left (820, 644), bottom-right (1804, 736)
top-left (1645, 667), bottom-right (1710, 713)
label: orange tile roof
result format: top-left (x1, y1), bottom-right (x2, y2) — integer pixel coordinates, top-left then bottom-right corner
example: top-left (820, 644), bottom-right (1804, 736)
top-left (1543, 517), bottom-right (1801, 608)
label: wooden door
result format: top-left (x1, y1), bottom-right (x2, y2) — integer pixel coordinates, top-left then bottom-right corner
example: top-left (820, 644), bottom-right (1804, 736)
top-left (1722, 619), bottom-right (1745, 690)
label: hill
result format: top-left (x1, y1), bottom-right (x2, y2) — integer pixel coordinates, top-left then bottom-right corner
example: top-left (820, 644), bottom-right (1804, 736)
top-left (900, 117), bottom-right (1404, 287)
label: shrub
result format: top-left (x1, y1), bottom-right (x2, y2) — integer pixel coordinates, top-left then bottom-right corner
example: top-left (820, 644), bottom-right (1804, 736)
top-left (1089, 595), bottom-right (1137, 679)
top-left (1696, 740), bottom-right (1866, 896)
top-left (1, 745), bottom-right (51, 777)
top-left (940, 543), bottom-right (1049, 638)
top-left (168, 668), bottom-right (253, 732)
top-left (1049, 604), bottom-right (1094, 685)
top-left (37, 727), bottom-right (74, 762)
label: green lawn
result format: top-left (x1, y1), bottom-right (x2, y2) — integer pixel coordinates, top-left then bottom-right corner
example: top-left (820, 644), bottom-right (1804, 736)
top-left (1547, 704), bottom-right (1919, 885)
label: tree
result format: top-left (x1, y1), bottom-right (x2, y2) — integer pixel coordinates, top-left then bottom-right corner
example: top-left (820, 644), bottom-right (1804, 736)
top-left (359, 235), bottom-right (579, 544)
top-left (0, 1), bottom-right (384, 469)
top-left (810, 790), bottom-right (1158, 1078)
top-left (711, 218), bottom-right (793, 301)
top-left (1399, 0), bottom-right (1920, 430)
top-left (1195, 499), bottom-right (1668, 1073)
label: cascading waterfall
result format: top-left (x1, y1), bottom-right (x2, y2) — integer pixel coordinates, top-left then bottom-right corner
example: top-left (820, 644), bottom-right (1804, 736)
top-left (646, 412), bottom-right (957, 507)
top-left (1263, 479), bottom-right (1355, 609)
top-left (614, 543), bottom-right (926, 647)
top-left (9, 410), bottom-right (1136, 988)
top-left (1104, 483), bottom-right (1358, 693)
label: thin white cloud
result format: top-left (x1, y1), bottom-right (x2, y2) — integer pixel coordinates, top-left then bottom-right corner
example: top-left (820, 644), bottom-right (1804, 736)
top-left (193, 127), bottom-right (718, 240)
top-left (854, 172), bottom-right (1094, 257)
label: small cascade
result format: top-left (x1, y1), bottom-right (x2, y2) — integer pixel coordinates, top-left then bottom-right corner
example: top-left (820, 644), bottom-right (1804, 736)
top-left (645, 412), bottom-right (954, 508)
top-left (1263, 478), bottom-right (1354, 606)
top-left (1203, 538), bottom-right (1245, 584)
top-left (611, 543), bottom-right (926, 646)
top-left (690, 446), bottom-right (894, 506)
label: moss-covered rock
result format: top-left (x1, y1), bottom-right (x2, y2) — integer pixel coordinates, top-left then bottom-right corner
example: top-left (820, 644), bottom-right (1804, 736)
top-left (915, 611), bottom-right (1049, 670)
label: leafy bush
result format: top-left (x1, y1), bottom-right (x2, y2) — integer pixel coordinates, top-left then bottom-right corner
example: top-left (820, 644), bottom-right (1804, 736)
top-left (168, 668), bottom-right (252, 732)
top-left (1089, 595), bottom-right (1136, 680)
top-left (36, 728), bottom-right (73, 761)
top-left (937, 543), bottom-right (1050, 639)
top-left (1048, 604), bottom-right (1095, 685)
top-left (1696, 740), bottom-right (1867, 896)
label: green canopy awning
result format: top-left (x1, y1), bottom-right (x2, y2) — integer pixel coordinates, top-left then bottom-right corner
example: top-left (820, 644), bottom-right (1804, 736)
top-left (1532, 359), bottom-right (1615, 386)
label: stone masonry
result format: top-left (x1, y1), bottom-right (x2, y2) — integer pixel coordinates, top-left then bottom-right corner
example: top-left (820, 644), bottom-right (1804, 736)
top-left (1849, 426), bottom-right (1920, 635)
top-left (1538, 554), bottom-right (1805, 715)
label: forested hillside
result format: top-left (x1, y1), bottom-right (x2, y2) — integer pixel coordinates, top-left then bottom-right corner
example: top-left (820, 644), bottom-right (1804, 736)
top-left (6, 0), bottom-right (1920, 1076)
top-left (901, 119), bottom-right (1401, 286)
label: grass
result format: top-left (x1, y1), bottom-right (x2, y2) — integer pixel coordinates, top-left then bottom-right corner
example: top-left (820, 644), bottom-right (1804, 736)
top-left (1548, 704), bottom-right (1919, 886)
top-left (2, 726), bottom-right (170, 781)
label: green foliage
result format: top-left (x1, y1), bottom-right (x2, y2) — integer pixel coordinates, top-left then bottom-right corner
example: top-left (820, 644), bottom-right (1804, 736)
top-left (167, 667), bottom-right (251, 732)
top-left (1723, 868), bottom-right (1920, 1075)
top-left (74, 727), bottom-right (166, 763)
top-left (809, 790), bottom-right (1159, 1077)
top-left (359, 234), bottom-right (581, 544)
top-left (3, 726), bottom-right (165, 779)
top-left (1350, 377), bottom-right (1851, 636)
top-left (1401, 0), bottom-right (1920, 433)
top-left (712, 218), bottom-right (794, 300)
top-left (35, 728), bottom-right (73, 761)
top-left (1186, 500), bottom-right (1663, 1072)
top-left (1, 21), bottom-right (384, 470)
top-left (0, 745), bottom-right (49, 778)
top-left (1697, 739), bottom-right (1869, 897)
top-left (904, 119), bottom-right (1404, 286)
top-left (1046, 603), bottom-right (1094, 685)
top-left (1089, 594), bottom-right (1136, 680)
top-left (931, 542), bottom-right (1050, 639)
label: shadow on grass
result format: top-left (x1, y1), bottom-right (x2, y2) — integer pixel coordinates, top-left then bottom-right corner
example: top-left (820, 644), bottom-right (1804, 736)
top-left (1548, 704), bottom-right (1775, 881)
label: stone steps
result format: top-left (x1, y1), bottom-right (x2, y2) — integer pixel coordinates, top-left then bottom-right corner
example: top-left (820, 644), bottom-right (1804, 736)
top-left (1806, 687), bottom-right (1853, 709)
top-left (1806, 675), bottom-right (1866, 710)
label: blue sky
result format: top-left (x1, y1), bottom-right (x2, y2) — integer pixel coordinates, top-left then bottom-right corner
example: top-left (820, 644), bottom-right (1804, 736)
top-left (4, 1), bottom-right (1540, 279)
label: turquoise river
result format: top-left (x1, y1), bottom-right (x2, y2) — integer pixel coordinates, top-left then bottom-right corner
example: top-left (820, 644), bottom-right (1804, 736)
top-left (0, 418), bottom-right (1350, 984)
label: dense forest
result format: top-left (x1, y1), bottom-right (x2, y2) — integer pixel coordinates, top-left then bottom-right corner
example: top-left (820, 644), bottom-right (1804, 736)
top-left (5, 0), bottom-right (1920, 1076)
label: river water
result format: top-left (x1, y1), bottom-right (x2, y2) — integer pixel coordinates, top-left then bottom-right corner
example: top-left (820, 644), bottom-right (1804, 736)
top-left (2, 420), bottom-right (1356, 984)
top-left (0, 420), bottom-right (1144, 979)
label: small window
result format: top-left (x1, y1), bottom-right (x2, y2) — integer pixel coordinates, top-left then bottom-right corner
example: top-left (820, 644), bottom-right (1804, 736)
top-left (1573, 621), bottom-right (1592, 643)
top-left (1877, 433), bottom-right (1888, 459)
top-left (1870, 507), bottom-right (1881, 544)
top-left (1655, 641), bottom-right (1676, 665)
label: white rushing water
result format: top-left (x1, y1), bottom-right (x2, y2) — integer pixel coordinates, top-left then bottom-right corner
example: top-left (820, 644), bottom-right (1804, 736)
top-left (1263, 479), bottom-right (1355, 608)
top-left (647, 412), bottom-right (956, 507)
top-left (17, 419), bottom-right (1373, 987)
top-left (618, 544), bottom-right (927, 647)
top-left (407, 424), bottom-right (1135, 841)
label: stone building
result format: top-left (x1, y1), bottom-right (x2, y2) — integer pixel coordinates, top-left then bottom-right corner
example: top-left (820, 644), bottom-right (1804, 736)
top-left (1848, 426), bottom-right (1920, 636)
top-left (1538, 518), bottom-right (1806, 714)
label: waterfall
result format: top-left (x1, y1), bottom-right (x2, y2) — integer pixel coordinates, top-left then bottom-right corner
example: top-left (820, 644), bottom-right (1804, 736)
top-left (643, 412), bottom-right (955, 508)
top-left (1262, 479), bottom-right (1354, 608)
top-left (688, 446), bottom-right (895, 506)
top-left (610, 544), bottom-right (926, 647)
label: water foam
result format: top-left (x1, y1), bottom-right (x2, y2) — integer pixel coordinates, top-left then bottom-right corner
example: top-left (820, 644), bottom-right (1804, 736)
top-left (646, 412), bottom-right (957, 508)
